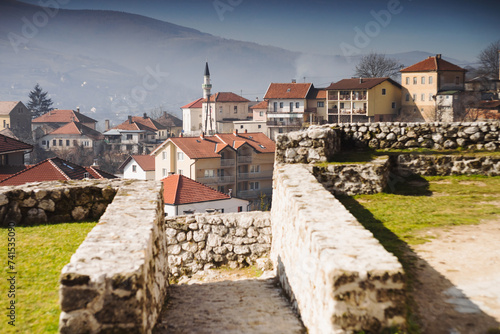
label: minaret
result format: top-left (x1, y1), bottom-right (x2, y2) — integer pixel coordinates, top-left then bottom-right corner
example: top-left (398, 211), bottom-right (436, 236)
top-left (202, 62), bottom-right (213, 133)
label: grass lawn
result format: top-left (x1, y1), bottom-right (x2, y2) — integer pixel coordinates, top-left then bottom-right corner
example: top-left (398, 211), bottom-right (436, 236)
top-left (0, 222), bottom-right (96, 334)
top-left (337, 174), bottom-right (500, 333)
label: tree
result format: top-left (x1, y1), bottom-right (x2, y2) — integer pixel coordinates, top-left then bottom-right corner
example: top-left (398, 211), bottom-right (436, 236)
top-left (354, 52), bottom-right (403, 80)
top-left (478, 40), bottom-right (500, 79)
top-left (27, 83), bottom-right (53, 119)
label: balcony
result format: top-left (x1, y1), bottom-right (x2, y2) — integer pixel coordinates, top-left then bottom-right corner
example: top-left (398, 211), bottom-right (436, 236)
top-left (238, 170), bottom-right (273, 180)
top-left (236, 188), bottom-right (273, 199)
top-left (328, 108), bottom-right (367, 115)
top-left (220, 159), bottom-right (235, 167)
top-left (266, 119), bottom-right (302, 127)
top-left (198, 175), bottom-right (235, 185)
top-left (237, 156), bottom-right (252, 164)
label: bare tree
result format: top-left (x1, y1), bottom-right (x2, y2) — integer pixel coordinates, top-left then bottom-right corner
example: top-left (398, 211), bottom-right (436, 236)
top-left (478, 40), bottom-right (500, 79)
top-left (354, 52), bottom-right (403, 80)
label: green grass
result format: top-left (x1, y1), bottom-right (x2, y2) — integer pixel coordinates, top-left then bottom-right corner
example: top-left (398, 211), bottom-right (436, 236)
top-left (0, 222), bottom-right (96, 334)
top-left (338, 174), bottom-right (500, 333)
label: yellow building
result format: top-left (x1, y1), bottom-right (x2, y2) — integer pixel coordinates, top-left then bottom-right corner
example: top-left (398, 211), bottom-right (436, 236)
top-left (0, 101), bottom-right (32, 141)
top-left (400, 54), bottom-right (466, 122)
top-left (325, 78), bottom-right (402, 123)
top-left (151, 131), bottom-right (275, 208)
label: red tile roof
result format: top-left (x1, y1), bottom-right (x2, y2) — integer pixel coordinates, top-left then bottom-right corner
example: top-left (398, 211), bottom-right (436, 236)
top-left (307, 88), bottom-right (327, 99)
top-left (0, 166), bottom-right (27, 181)
top-left (264, 83), bottom-right (312, 99)
top-left (181, 98), bottom-right (204, 109)
top-left (0, 134), bottom-right (33, 154)
top-left (32, 109), bottom-right (97, 124)
top-left (0, 157), bottom-right (116, 186)
top-left (119, 155), bottom-right (155, 171)
top-left (162, 174), bottom-right (229, 205)
top-left (251, 101), bottom-right (268, 109)
top-left (155, 112), bottom-right (183, 127)
top-left (326, 77), bottom-right (401, 90)
top-left (401, 55), bottom-right (466, 73)
top-left (202, 92), bottom-right (250, 103)
top-left (112, 116), bottom-right (164, 132)
top-left (152, 132), bottom-right (275, 159)
top-left (48, 122), bottom-right (104, 140)
top-left (0, 101), bottom-right (23, 115)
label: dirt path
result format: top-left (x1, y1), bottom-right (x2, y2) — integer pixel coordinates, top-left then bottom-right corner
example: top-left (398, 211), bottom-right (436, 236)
top-left (411, 220), bottom-right (500, 334)
top-left (154, 270), bottom-right (305, 334)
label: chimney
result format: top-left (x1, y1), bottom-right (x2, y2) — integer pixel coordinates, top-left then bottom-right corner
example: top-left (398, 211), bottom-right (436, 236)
top-left (128, 115), bottom-right (133, 124)
top-left (244, 129), bottom-right (248, 134)
top-left (233, 129), bottom-right (238, 136)
top-left (91, 159), bottom-right (99, 170)
top-left (200, 132), bottom-right (205, 139)
top-left (76, 107), bottom-right (80, 113)
top-left (143, 113), bottom-right (147, 119)
top-left (180, 133), bottom-right (183, 137)
top-left (255, 97), bottom-right (259, 101)
top-left (436, 54), bottom-right (442, 59)
top-left (105, 120), bottom-right (110, 131)
top-left (359, 77), bottom-right (363, 84)
top-left (291, 79), bottom-right (296, 83)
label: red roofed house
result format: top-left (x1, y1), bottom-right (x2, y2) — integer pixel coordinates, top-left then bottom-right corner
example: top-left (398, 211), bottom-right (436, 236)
top-left (0, 101), bottom-right (32, 142)
top-left (154, 111), bottom-right (183, 138)
top-left (326, 77), bottom-right (402, 123)
top-left (104, 115), bottom-right (163, 154)
top-left (37, 122), bottom-right (104, 151)
top-left (0, 157), bottom-right (116, 186)
top-left (151, 130), bottom-right (275, 208)
top-left (162, 174), bottom-right (249, 216)
top-left (0, 134), bottom-right (33, 181)
top-left (181, 98), bottom-right (204, 135)
top-left (400, 54), bottom-right (467, 122)
top-left (32, 108), bottom-right (98, 131)
top-left (119, 155), bottom-right (155, 180)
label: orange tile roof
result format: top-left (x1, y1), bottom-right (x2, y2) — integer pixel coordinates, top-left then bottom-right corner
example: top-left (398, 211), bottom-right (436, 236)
top-left (112, 116), bottom-right (162, 132)
top-left (130, 116), bottom-right (166, 130)
top-left (48, 122), bottom-right (104, 140)
top-left (0, 101), bottom-right (23, 115)
top-left (0, 134), bottom-right (33, 154)
top-left (181, 98), bottom-right (204, 109)
top-left (264, 83), bottom-right (312, 99)
top-left (202, 92), bottom-right (250, 103)
top-left (401, 55), bottom-right (466, 73)
top-left (167, 136), bottom-right (222, 159)
top-left (155, 112), bottom-right (183, 127)
top-left (307, 88), bottom-right (327, 99)
top-left (0, 166), bottom-right (27, 181)
top-left (162, 174), bottom-right (229, 205)
top-left (130, 155), bottom-right (155, 171)
top-left (326, 77), bottom-right (401, 90)
top-left (251, 101), bottom-right (268, 109)
top-left (32, 109), bottom-right (97, 124)
top-left (0, 157), bottom-right (116, 186)
top-left (215, 132), bottom-right (276, 154)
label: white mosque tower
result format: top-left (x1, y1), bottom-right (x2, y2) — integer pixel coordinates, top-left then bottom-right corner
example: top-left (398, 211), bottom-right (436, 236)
top-left (202, 62), bottom-right (212, 99)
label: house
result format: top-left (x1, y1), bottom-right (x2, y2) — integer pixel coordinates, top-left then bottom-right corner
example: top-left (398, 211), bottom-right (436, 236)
top-left (151, 130), bottom-right (275, 208)
top-left (0, 134), bottom-right (33, 181)
top-left (306, 87), bottom-right (327, 124)
top-left (181, 98), bottom-right (204, 136)
top-left (0, 157), bottom-right (116, 186)
top-left (162, 174), bottom-right (249, 216)
top-left (263, 82), bottom-right (314, 140)
top-left (202, 92), bottom-right (250, 135)
top-left (32, 108), bottom-right (98, 132)
top-left (154, 111), bottom-right (183, 137)
top-left (400, 54), bottom-right (467, 122)
top-left (104, 116), bottom-right (158, 154)
top-left (37, 122), bottom-right (104, 151)
top-left (0, 101), bottom-right (32, 141)
top-left (119, 155), bottom-right (155, 180)
top-left (325, 77), bottom-right (402, 123)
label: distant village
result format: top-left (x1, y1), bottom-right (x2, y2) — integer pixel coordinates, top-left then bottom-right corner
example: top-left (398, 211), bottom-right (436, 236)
top-left (1, 54), bottom-right (499, 214)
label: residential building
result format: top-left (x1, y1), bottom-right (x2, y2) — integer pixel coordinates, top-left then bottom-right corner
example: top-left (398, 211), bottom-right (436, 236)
top-left (181, 98), bottom-right (204, 136)
top-left (0, 134), bottom-right (32, 181)
top-left (306, 87), bottom-right (327, 124)
top-left (32, 108), bottom-right (98, 132)
top-left (263, 82), bottom-right (314, 140)
top-left (154, 111), bottom-right (183, 137)
top-left (0, 157), bottom-right (116, 186)
top-left (0, 101), bottom-right (32, 141)
top-left (400, 54), bottom-right (467, 122)
top-left (162, 174), bottom-right (249, 216)
top-left (119, 155), bottom-right (155, 180)
top-left (326, 77), bottom-right (402, 123)
top-left (151, 130), bottom-right (275, 208)
top-left (37, 122), bottom-right (104, 151)
top-left (202, 92), bottom-right (250, 135)
top-left (232, 121), bottom-right (267, 135)
top-left (104, 116), bottom-right (158, 154)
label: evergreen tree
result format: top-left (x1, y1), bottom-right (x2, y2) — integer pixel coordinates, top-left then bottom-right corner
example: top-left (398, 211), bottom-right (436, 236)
top-left (27, 83), bottom-right (53, 119)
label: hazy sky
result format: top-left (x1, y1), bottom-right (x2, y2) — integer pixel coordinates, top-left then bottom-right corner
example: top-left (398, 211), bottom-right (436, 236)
top-left (18, 0), bottom-right (500, 63)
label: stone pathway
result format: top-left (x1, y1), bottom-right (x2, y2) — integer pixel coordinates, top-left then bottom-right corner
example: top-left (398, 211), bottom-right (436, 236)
top-left (154, 270), bottom-right (305, 334)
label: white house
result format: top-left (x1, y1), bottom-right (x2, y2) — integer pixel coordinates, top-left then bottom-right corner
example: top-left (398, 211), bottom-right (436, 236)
top-left (119, 155), bottom-right (155, 180)
top-left (162, 174), bottom-right (249, 216)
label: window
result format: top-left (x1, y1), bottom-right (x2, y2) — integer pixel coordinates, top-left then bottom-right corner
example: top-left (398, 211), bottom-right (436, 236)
top-left (455, 76), bottom-right (460, 85)
top-left (83, 172), bottom-right (90, 179)
top-left (278, 128), bottom-right (284, 133)
top-left (405, 77), bottom-right (410, 85)
top-left (237, 206), bottom-right (242, 213)
top-left (240, 125), bottom-right (244, 129)
top-left (429, 93), bottom-right (434, 101)
top-left (391, 102), bottom-right (396, 109)
top-left (218, 186), bottom-right (225, 193)
top-left (429, 76), bottom-right (433, 84)
top-left (132, 165), bottom-right (137, 172)
top-left (41, 140), bottom-right (47, 146)
top-left (250, 165), bottom-right (260, 173)
top-left (421, 77), bottom-right (425, 84)
top-left (279, 102), bottom-right (283, 108)
top-left (2, 120), bottom-right (5, 127)
top-left (83, 141), bottom-right (90, 147)
top-left (259, 111), bottom-right (264, 117)
top-left (382, 88), bottom-right (386, 95)
top-left (258, 125), bottom-right (262, 129)
top-left (162, 152), bottom-right (167, 160)
top-left (405, 94), bottom-right (410, 102)
top-left (421, 94), bottom-right (425, 101)
top-left (66, 140), bottom-right (70, 146)
top-left (204, 169), bottom-right (215, 178)
top-left (234, 106), bottom-right (238, 113)
top-left (126, 134), bottom-right (133, 140)
top-left (249, 181), bottom-right (260, 190)
top-left (59, 139), bottom-right (63, 146)
top-left (178, 169), bottom-right (183, 175)
top-left (295, 102), bottom-right (299, 108)
top-left (177, 152), bottom-right (184, 161)
top-left (413, 77), bottom-right (417, 84)
top-left (412, 94), bottom-right (416, 101)
top-left (290, 102), bottom-right (294, 111)
top-left (53, 139), bottom-right (57, 146)
top-left (162, 168), bottom-right (167, 177)
top-left (340, 102), bottom-right (345, 109)
top-left (219, 106), bottom-right (223, 113)
top-left (317, 101), bottom-right (324, 107)
top-left (273, 102), bottom-right (277, 112)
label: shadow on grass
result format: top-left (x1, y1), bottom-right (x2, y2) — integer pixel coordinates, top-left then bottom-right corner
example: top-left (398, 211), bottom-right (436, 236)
top-left (338, 195), bottom-right (500, 334)
top-left (385, 173), bottom-right (432, 197)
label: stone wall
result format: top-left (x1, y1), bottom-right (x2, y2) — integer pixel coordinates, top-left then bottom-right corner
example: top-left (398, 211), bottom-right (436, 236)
top-left (58, 180), bottom-right (168, 334)
top-left (271, 163), bottom-right (406, 333)
top-left (396, 154), bottom-right (500, 176)
top-left (311, 156), bottom-right (392, 196)
top-left (166, 212), bottom-right (272, 278)
top-left (0, 179), bottom-right (122, 226)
